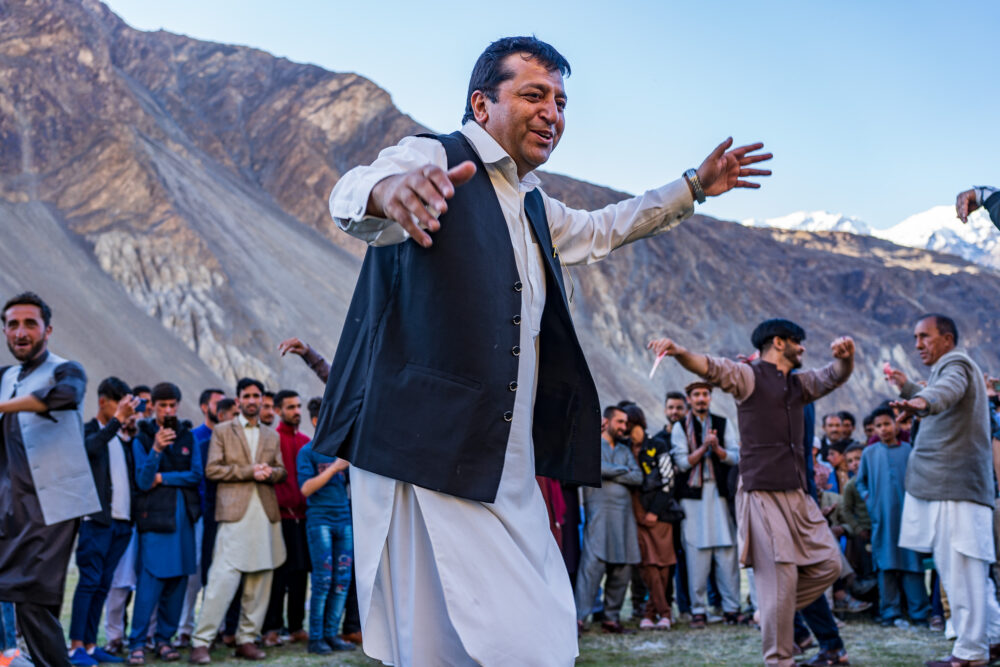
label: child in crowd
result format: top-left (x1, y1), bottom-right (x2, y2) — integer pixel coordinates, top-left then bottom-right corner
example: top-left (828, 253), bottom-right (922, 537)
top-left (856, 408), bottom-right (930, 628)
top-left (840, 444), bottom-right (875, 592)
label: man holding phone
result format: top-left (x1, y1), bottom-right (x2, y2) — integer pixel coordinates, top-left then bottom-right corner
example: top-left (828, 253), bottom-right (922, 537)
top-left (127, 383), bottom-right (202, 663)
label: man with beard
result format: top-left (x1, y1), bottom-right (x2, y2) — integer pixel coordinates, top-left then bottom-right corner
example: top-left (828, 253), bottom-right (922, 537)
top-left (816, 414), bottom-right (843, 464)
top-left (0, 292), bottom-right (100, 667)
top-left (189, 378), bottom-right (286, 664)
top-left (262, 390), bottom-right (311, 647)
top-left (574, 406), bottom-right (642, 633)
top-left (649, 319), bottom-right (854, 667)
top-left (176, 388), bottom-right (225, 647)
top-left (670, 382), bottom-right (741, 628)
top-left (260, 392), bottom-right (276, 428)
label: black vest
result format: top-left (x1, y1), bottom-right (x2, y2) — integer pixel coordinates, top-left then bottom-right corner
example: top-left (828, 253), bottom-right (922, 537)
top-left (676, 413), bottom-right (732, 500)
top-left (133, 419), bottom-right (202, 533)
top-left (311, 131), bottom-right (601, 502)
top-left (736, 361), bottom-right (808, 492)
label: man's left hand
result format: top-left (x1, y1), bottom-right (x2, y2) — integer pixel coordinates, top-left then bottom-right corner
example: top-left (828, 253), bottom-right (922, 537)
top-left (956, 188), bottom-right (980, 223)
top-left (696, 138), bottom-right (772, 197)
top-left (830, 337), bottom-right (855, 360)
top-left (889, 397), bottom-right (929, 422)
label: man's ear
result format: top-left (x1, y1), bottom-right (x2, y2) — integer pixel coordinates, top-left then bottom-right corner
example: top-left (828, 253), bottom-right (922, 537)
top-left (470, 90), bottom-right (489, 124)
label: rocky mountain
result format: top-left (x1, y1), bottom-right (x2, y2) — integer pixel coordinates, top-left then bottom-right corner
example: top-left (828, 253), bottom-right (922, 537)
top-left (747, 207), bottom-right (1000, 272)
top-left (2, 0), bottom-right (999, 429)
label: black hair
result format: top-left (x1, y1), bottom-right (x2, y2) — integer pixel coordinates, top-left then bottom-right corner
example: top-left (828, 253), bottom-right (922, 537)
top-left (307, 397), bottom-right (322, 420)
top-left (215, 398), bottom-right (237, 416)
top-left (845, 442), bottom-right (865, 455)
top-left (2, 291), bottom-right (52, 327)
top-left (869, 406), bottom-right (895, 422)
top-left (273, 389), bottom-right (299, 409)
top-left (917, 313), bottom-right (959, 346)
top-left (132, 385), bottom-right (151, 396)
top-left (151, 382), bottom-right (182, 403)
top-left (862, 413), bottom-right (875, 427)
top-left (97, 376), bottom-right (131, 402)
top-left (822, 413), bottom-right (841, 426)
top-left (198, 388), bottom-right (225, 406)
top-left (263, 390), bottom-right (275, 400)
top-left (665, 391), bottom-right (687, 403)
top-left (603, 405), bottom-right (626, 420)
top-left (621, 404), bottom-right (647, 430)
top-left (837, 410), bottom-right (856, 427)
top-left (236, 377), bottom-right (265, 397)
top-left (750, 318), bottom-right (806, 352)
top-left (462, 36), bottom-right (570, 124)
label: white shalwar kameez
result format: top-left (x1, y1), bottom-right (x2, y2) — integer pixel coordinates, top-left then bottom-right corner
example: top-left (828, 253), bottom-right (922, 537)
top-left (330, 121), bottom-right (694, 666)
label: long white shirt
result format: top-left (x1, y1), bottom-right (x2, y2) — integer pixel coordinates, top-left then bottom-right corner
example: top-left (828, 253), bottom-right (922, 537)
top-left (331, 121), bottom-right (694, 666)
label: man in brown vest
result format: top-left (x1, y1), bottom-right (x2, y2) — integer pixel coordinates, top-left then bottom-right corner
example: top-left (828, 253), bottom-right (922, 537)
top-left (649, 319), bottom-right (854, 667)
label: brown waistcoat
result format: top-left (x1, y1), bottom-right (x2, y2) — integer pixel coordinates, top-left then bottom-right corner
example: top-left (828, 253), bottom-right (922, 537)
top-left (736, 361), bottom-right (807, 492)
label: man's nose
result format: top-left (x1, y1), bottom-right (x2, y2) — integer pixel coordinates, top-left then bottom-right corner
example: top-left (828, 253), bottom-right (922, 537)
top-left (538, 97), bottom-right (558, 123)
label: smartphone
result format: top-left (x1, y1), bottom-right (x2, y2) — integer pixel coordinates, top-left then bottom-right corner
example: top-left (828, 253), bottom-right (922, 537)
top-left (162, 415), bottom-right (179, 431)
top-left (136, 398), bottom-right (148, 413)
top-left (993, 381), bottom-right (1000, 392)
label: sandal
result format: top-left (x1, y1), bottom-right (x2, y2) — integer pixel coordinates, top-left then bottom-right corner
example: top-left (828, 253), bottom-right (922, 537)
top-left (797, 648), bottom-right (850, 666)
top-left (924, 658), bottom-right (987, 667)
top-left (155, 643), bottom-right (180, 662)
top-left (127, 649), bottom-right (145, 666)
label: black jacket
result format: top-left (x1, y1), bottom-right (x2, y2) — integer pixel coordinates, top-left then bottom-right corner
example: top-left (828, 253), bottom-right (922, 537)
top-left (132, 419), bottom-right (201, 533)
top-left (638, 429), bottom-right (684, 522)
top-left (83, 418), bottom-right (135, 525)
top-left (311, 131), bottom-right (601, 502)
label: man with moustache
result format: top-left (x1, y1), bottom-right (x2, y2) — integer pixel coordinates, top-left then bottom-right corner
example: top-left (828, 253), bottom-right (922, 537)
top-left (315, 34), bottom-right (771, 664)
top-left (574, 406), bottom-right (642, 632)
top-left (0, 292), bottom-right (100, 667)
top-left (890, 315), bottom-right (1000, 667)
top-left (670, 382), bottom-right (741, 628)
top-left (262, 390), bottom-right (312, 646)
top-left (649, 319), bottom-right (854, 667)
top-left (189, 378), bottom-right (286, 664)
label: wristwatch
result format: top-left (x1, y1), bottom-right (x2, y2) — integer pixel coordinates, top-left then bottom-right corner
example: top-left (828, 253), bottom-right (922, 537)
top-left (684, 168), bottom-right (706, 204)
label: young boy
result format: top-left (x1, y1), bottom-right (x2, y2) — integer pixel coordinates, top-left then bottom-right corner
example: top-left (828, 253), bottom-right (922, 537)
top-left (855, 408), bottom-right (930, 627)
top-left (840, 444), bottom-right (875, 590)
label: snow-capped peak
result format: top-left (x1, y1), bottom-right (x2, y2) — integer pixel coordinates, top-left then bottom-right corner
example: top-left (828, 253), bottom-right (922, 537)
top-left (741, 211), bottom-right (872, 236)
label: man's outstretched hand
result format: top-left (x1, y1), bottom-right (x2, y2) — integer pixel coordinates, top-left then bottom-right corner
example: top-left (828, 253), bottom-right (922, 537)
top-left (956, 188), bottom-right (980, 224)
top-left (889, 397), bottom-right (929, 423)
top-left (368, 160), bottom-right (477, 248)
top-left (696, 138), bottom-right (772, 196)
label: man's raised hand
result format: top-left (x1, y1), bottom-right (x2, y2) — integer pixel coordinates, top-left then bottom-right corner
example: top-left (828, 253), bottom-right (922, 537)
top-left (647, 338), bottom-right (686, 358)
top-left (696, 138), bottom-right (772, 197)
top-left (278, 337), bottom-right (307, 357)
top-left (830, 337), bottom-right (855, 360)
top-left (369, 160), bottom-right (478, 248)
top-left (956, 189), bottom-right (979, 224)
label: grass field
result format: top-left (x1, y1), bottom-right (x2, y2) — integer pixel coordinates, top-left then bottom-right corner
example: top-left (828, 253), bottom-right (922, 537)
top-left (56, 570), bottom-right (957, 666)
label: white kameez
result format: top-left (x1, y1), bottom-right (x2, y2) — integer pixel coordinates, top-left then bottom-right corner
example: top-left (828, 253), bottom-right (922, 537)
top-left (333, 122), bottom-right (695, 666)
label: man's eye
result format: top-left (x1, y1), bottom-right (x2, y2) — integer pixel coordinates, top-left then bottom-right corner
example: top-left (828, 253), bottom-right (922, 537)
top-left (556, 100), bottom-right (566, 111)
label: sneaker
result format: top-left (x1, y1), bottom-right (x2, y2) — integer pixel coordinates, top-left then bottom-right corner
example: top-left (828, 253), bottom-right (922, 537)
top-left (707, 612), bottom-right (724, 624)
top-left (307, 640), bottom-right (331, 655)
top-left (655, 616), bottom-right (672, 630)
top-left (893, 618), bottom-right (911, 629)
top-left (834, 594), bottom-right (871, 613)
top-left (69, 648), bottom-right (98, 667)
top-left (639, 618), bottom-right (655, 630)
top-left (325, 637), bottom-right (356, 652)
top-left (91, 647), bottom-right (125, 664)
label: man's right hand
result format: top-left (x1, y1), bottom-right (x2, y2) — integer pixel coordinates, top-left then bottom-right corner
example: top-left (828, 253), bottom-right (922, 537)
top-left (368, 161), bottom-right (477, 248)
top-left (887, 368), bottom-right (908, 391)
top-left (647, 338), bottom-right (686, 358)
top-left (154, 427), bottom-right (175, 452)
top-left (956, 188), bottom-right (980, 223)
top-left (114, 394), bottom-right (139, 424)
top-left (277, 338), bottom-right (308, 357)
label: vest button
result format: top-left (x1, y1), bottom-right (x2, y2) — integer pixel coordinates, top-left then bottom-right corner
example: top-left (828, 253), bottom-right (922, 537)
top-left (508, 381), bottom-right (518, 392)
top-left (512, 315), bottom-right (521, 325)
top-left (512, 346), bottom-right (520, 357)
top-left (503, 411), bottom-right (513, 422)
top-left (513, 281), bottom-right (523, 292)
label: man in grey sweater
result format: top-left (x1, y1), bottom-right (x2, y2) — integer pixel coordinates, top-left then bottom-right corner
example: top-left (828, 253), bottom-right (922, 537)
top-left (891, 314), bottom-right (1000, 667)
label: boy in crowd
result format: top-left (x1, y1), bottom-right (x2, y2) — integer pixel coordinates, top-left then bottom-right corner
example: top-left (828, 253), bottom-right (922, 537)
top-left (856, 407), bottom-right (930, 627)
top-left (840, 444), bottom-right (874, 587)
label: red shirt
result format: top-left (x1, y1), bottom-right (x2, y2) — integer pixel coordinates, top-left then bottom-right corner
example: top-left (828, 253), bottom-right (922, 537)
top-left (275, 421), bottom-right (310, 519)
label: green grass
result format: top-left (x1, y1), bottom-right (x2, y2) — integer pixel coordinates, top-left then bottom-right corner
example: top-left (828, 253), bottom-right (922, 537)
top-left (57, 569), bottom-right (955, 666)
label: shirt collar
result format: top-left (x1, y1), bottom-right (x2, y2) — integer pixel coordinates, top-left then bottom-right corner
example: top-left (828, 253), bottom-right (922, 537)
top-left (239, 414), bottom-right (258, 429)
top-left (460, 122), bottom-right (542, 191)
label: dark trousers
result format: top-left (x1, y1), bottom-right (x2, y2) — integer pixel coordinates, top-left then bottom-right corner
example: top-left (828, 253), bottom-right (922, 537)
top-left (69, 519), bottom-right (132, 644)
top-left (878, 569), bottom-right (931, 622)
top-left (673, 526), bottom-right (691, 614)
top-left (263, 519), bottom-right (309, 634)
top-left (341, 569), bottom-right (361, 635)
top-left (794, 594), bottom-right (844, 652)
top-left (128, 569), bottom-right (186, 650)
top-left (16, 601), bottom-right (71, 667)
top-left (931, 569), bottom-right (945, 617)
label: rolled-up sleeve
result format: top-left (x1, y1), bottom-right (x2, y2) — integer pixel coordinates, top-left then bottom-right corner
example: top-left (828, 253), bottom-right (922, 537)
top-left (545, 179), bottom-right (694, 266)
top-left (328, 136), bottom-right (448, 247)
top-left (702, 356), bottom-right (755, 402)
top-left (32, 361), bottom-right (86, 410)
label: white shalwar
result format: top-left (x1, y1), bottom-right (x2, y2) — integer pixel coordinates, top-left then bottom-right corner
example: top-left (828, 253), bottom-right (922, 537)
top-left (330, 121), bottom-right (694, 666)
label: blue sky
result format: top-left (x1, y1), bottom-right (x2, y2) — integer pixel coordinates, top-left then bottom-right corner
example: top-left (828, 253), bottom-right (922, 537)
top-left (103, 0), bottom-right (999, 229)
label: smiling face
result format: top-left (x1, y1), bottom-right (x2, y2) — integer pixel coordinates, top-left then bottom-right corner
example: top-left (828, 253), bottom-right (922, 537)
top-left (472, 53), bottom-right (566, 178)
top-left (3, 304), bottom-right (50, 363)
top-left (665, 398), bottom-right (687, 424)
